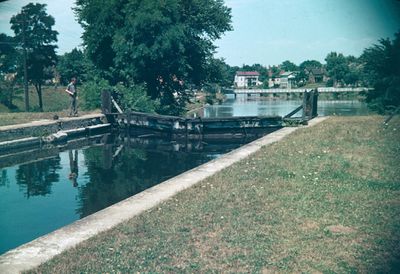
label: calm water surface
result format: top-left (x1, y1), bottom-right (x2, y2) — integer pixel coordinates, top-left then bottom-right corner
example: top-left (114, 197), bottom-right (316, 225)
top-left (202, 95), bottom-right (371, 118)
top-left (0, 136), bottom-right (251, 254)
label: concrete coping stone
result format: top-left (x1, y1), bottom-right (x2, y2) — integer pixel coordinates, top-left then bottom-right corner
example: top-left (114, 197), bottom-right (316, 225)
top-left (62, 128), bottom-right (87, 135)
top-left (0, 137), bottom-right (40, 146)
top-left (58, 123), bottom-right (110, 134)
top-left (0, 120), bottom-right (57, 131)
top-left (0, 137), bottom-right (41, 151)
top-left (0, 117), bottom-right (329, 274)
top-left (0, 114), bottom-right (104, 132)
top-left (60, 124), bottom-right (111, 139)
top-left (86, 123), bottom-right (111, 130)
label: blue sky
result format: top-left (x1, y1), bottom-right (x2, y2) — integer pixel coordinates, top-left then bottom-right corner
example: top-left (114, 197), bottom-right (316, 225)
top-left (217, 0), bottom-right (400, 65)
top-left (0, 0), bottom-right (83, 53)
top-left (1, 0), bottom-right (399, 66)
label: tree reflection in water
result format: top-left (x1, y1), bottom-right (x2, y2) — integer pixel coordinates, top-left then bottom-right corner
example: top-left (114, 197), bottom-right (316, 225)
top-left (68, 150), bottom-right (79, 187)
top-left (0, 170), bottom-right (10, 187)
top-left (15, 156), bottom-right (61, 198)
top-left (0, 134), bottom-right (247, 255)
top-left (75, 143), bottom-right (213, 218)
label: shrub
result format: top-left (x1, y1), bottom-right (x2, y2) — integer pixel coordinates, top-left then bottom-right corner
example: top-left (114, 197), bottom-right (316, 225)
top-left (114, 83), bottom-right (159, 113)
top-left (80, 78), bottom-right (111, 110)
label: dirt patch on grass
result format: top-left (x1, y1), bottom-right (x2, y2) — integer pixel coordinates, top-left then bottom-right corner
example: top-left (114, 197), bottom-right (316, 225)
top-left (300, 220), bottom-right (320, 231)
top-left (325, 225), bottom-right (356, 234)
top-left (262, 265), bottom-right (281, 274)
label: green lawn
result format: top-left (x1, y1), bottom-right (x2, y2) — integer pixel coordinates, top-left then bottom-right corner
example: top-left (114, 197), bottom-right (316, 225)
top-left (27, 116), bottom-right (400, 273)
top-left (1, 85), bottom-right (71, 113)
top-left (0, 85), bottom-right (99, 127)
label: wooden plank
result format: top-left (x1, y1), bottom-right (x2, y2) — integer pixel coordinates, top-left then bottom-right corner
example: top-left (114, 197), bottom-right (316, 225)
top-left (311, 89), bottom-right (319, 118)
top-left (284, 105), bottom-right (303, 118)
top-left (101, 90), bottom-right (111, 114)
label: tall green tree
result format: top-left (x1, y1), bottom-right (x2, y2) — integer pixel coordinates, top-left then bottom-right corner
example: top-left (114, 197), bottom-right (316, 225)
top-left (0, 33), bottom-right (19, 108)
top-left (205, 58), bottom-right (231, 88)
top-left (298, 60), bottom-right (323, 84)
top-left (299, 60), bottom-right (322, 71)
top-left (10, 3), bottom-right (58, 111)
top-left (344, 55), bottom-right (362, 87)
top-left (361, 31), bottom-right (400, 113)
top-left (325, 52), bottom-right (349, 87)
top-left (280, 60), bottom-right (298, 72)
top-left (0, 33), bottom-right (18, 74)
top-left (75, 0), bottom-right (232, 115)
top-left (57, 48), bottom-right (88, 85)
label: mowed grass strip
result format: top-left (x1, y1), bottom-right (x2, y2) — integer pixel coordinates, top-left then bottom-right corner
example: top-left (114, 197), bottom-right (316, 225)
top-left (0, 85), bottom-right (99, 127)
top-left (28, 116), bottom-right (400, 273)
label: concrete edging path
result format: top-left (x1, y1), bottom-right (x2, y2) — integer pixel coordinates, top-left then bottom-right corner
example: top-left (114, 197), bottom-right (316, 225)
top-left (0, 114), bottom-right (105, 142)
top-left (0, 116), bottom-right (329, 274)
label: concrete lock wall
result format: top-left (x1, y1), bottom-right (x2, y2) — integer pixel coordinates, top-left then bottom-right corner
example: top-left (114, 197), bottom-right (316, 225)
top-left (0, 114), bottom-right (105, 142)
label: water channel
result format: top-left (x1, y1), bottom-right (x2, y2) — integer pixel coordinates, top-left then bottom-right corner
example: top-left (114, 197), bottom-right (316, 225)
top-left (0, 97), bottom-right (371, 254)
top-left (201, 94), bottom-right (371, 118)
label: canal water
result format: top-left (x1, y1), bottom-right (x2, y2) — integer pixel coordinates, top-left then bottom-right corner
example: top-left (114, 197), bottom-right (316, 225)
top-left (0, 135), bottom-right (254, 254)
top-left (0, 97), bottom-right (371, 254)
top-left (201, 94), bottom-right (371, 118)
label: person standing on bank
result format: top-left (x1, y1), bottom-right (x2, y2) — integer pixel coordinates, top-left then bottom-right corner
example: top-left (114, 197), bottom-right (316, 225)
top-left (66, 77), bottom-right (78, 116)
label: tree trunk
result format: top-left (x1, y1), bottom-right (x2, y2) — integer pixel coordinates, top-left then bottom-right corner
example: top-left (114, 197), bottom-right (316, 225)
top-left (34, 83), bottom-right (43, 111)
top-left (9, 86), bottom-right (13, 106)
top-left (9, 81), bottom-right (16, 107)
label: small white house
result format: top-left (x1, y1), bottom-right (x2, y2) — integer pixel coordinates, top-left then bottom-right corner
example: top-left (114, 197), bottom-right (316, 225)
top-left (279, 71), bottom-right (297, 89)
top-left (234, 71), bottom-right (261, 88)
top-left (268, 77), bottom-right (281, 88)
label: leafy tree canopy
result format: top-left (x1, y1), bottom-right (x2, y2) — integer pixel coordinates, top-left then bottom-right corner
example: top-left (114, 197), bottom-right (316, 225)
top-left (0, 33), bottom-right (20, 108)
top-left (10, 3), bottom-right (58, 111)
top-left (325, 52), bottom-right (349, 86)
top-left (0, 33), bottom-right (18, 74)
top-left (57, 48), bottom-right (88, 85)
top-left (280, 60), bottom-right (298, 72)
top-left (204, 58), bottom-right (231, 88)
top-left (361, 31), bottom-right (400, 113)
top-left (299, 60), bottom-right (322, 71)
top-left (75, 0), bottom-right (232, 115)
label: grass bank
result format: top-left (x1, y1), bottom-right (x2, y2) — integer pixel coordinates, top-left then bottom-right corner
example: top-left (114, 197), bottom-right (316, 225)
top-left (28, 116), bottom-right (400, 273)
top-left (0, 85), bottom-right (71, 113)
top-left (0, 85), bottom-right (100, 127)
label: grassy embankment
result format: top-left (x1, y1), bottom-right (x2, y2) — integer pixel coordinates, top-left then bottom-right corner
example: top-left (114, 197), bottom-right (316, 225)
top-left (0, 85), bottom-right (99, 127)
top-left (28, 116), bottom-right (400, 273)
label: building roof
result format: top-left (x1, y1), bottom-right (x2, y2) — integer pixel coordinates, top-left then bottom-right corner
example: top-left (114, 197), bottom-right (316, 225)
top-left (279, 71), bottom-right (297, 78)
top-left (236, 71), bottom-right (260, 76)
top-left (280, 71), bottom-right (293, 77)
top-left (310, 68), bottom-right (325, 75)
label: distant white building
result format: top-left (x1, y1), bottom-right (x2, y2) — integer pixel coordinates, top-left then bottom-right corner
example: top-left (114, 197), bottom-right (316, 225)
top-left (279, 71), bottom-right (297, 89)
top-left (234, 71), bottom-right (261, 88)
top-left (268, 77), bottom-right (281, 88)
